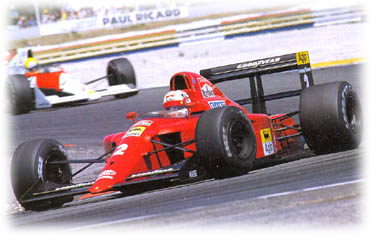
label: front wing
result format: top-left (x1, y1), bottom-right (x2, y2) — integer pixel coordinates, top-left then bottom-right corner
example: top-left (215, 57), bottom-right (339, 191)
top-left (20, 157), bottom-right (204, 205)
top-left (32, 81), bottom-right (138, 109)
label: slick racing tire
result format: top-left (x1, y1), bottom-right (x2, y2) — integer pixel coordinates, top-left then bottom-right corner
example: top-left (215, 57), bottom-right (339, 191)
top-left (299, 81), bottom-right (361, 155)
top-left (196, 106), bottom-right (256, 179)
top-left (11, 139), bottom-right (73, 211)
top-left (107, 58), bottom-right (137, 98)
top-left (8, 74), bottom-right (33, 115)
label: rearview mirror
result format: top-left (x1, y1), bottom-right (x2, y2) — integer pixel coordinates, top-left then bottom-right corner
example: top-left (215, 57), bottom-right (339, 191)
top-left (126, 112), bottom-right (137, 123)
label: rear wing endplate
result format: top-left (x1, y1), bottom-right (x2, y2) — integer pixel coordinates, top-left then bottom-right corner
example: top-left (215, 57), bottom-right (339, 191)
top-left (200, 51), bottom-right (314, 114)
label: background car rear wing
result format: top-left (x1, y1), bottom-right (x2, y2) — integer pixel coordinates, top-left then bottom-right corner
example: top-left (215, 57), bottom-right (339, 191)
top-left (200, 51), bottom-right (313, 114)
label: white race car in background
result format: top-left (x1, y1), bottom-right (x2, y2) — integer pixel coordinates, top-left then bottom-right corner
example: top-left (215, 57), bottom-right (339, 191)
top-left (7, 48), bottom-right (138, 115)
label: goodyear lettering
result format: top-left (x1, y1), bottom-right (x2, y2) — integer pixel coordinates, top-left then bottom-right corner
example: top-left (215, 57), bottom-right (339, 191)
top-left (208, 100), bottom-right (226, 109)
top-left (237, 57), bottom-right (281, 69)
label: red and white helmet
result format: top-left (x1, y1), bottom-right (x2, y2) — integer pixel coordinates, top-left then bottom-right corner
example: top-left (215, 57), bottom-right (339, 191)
top-left (163, 90), bottom-right (190, 110)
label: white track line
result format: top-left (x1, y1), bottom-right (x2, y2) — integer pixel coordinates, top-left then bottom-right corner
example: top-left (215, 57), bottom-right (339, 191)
top-left (257, 179), bottom-right (363, 199)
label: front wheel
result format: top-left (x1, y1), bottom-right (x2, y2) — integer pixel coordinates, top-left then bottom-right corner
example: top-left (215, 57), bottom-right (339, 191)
top-left (11, 139), bottom-right (73, 211)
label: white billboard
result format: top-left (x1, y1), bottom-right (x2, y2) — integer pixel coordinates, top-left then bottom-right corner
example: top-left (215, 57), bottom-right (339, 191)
top-left (99, 7), bottom-right (189, 28)
top-left (39, 7), bottom-right (188, 36)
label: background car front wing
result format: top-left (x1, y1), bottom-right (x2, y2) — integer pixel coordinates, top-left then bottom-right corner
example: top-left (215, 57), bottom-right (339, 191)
top-left (30, 76), bottom-right (138, 109)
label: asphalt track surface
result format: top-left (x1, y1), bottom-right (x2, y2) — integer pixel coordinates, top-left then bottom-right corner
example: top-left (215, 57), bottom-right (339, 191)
top-left (9, 64), bottom-right (364, 230)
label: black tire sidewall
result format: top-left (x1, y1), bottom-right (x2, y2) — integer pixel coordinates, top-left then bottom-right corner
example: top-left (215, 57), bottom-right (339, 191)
top-left (11, 139), bottom-right (71, 209)
top-left (220, 108), bottom-right (256, 170)
top-left (196, 106), bottom-right (256, 178)
top-left (299, 81), bottom-right (361, 154)
top-left (107, 58), bottom-right (136, 86)
top-left (8, 74), bottom-right (33, 115)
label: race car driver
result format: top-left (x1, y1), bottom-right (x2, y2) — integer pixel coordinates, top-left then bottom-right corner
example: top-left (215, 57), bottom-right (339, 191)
top-left (163, 90), bottom-right (191, 117)
top-left (24, 56), bottom-right (40, 76)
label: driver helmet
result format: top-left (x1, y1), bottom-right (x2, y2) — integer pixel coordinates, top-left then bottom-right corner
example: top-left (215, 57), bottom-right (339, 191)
top-left (163, 90), bottom-right (190, 111)
top-left (24, 57), bottom-right (39, 71)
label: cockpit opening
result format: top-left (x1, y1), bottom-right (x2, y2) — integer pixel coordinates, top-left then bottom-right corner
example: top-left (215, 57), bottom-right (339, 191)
top-left (171, 74), bottom-right (190, 90)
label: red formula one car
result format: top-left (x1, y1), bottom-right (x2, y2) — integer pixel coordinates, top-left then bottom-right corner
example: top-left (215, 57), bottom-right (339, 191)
top-left (10, 51), bottom-right (361, 211)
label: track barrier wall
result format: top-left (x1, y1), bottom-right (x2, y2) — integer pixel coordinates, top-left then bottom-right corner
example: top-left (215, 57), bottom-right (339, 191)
top-left (31, 6), bottom-right (364, 64)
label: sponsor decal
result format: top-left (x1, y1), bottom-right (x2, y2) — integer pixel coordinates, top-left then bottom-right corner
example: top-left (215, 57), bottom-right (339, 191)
top-left (197, 77), bottom-right (208, 83)
top-left (52, 181), bottom-right (95, 193)
top-left (201, 84), bottom-right (215, 98)
top-left (125, 126), bottom-right (146, 137)
top-left (165, 91), bottom-right (188, 102)
top-left (165, 93), bottom-right (176, 101)
top-left (208, 100), bottom-right (226, 109)
top-left (236, 57), bottom-right (281, 69)
top-left (134, 120), bottom-right (153, 127)
top-left (296, 51), bottom-right (310, 65)
top-left (260, 128), bottom-right (275, 156)
top-left (129, 168), bottom-right (175, 179)
top-left (97, 170), bottom-right (117, 180)
top-left (189, 170), bottom-right (198, 178)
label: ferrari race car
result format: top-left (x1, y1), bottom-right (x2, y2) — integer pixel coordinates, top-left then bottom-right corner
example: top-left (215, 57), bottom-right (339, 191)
top-left (10, 51), bottom-right (361, 211)
top-left (7, 48), bottom-right (138, 115)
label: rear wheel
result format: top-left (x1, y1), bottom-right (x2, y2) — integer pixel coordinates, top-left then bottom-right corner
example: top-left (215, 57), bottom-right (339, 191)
top-left (299, 81), bottom-right (361, 154)
top-left (107, 58), bottom-right (137, 98)
top-left (8, 74), bottom-right (33, 115)
top-left (196, 106), bottom-right (256, 178)
top-left (11, 139), bottom-right (73, 211)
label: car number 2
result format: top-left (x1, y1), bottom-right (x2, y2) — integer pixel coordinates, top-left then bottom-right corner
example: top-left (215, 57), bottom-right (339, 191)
top-left (112, 144), bottom-right (128, 157)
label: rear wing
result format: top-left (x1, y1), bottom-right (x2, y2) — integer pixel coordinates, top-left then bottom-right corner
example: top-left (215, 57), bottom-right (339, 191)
top-left (199, 51), bottom-right (314, 114)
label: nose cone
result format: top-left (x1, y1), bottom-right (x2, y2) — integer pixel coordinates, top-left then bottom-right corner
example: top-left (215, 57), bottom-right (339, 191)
top-left (89, 138), bottom-right (147, 194)
top-left (89, 169), bottom-right (117, 193)
top-left (89, 179), bottom-right (114, 194)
